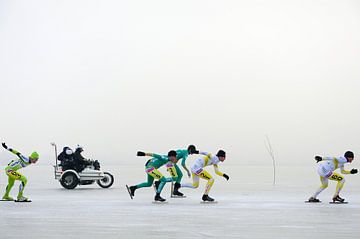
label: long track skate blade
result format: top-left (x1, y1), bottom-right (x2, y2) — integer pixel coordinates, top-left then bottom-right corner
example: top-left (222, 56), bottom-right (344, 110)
top-left (0, 199), bottom-right (14, 202)
top-left (329, 201), bottom-right (348, 204)
top-left (171, 195), bottom-right (187, 198)
top-left (125, 185), bottom-right (133, 200)
top-left (152, 201), bottom-right (169, 204)
top-left (305, 200), bottom-right (321, 203)
top-left (14, 200), bottom-right (32, 203)
top-left (200, 201), bottom-right (218, 204)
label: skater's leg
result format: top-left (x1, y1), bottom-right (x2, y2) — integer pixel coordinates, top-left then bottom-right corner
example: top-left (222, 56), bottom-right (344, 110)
top-left (329, 172), bottom-right (345, 198)
top-left (136, 173), bottom-right (155, 189)
top-left (197, 169), bottom-right (214, 195)
top-left (181, 173), bottom-right (199, 189)
top-left (3, 172), bottom-right (16, 198)
top-left (166, 163), bottom-right (178, 181)
top-left (174, 164), bottom-right (182, 183)
top-left (157, 176), bottom-right (172, 194)
top-left (312, 176), bottom-right (328, 198)
top-left (17, 174), bottom-right (28, 199)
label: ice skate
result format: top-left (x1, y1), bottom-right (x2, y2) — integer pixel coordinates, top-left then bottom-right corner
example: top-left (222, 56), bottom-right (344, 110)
top-left (154, 193), bottom-right (166, 203)
top-left (1, 195), bottom-right (14, 201)
top-left (330, 195), bottom-right (347, 204)
top-left (201, 194), bottom-right (215, 202)
top-left (15, 196), bottom-right (31, 202)
top-left (305, 197), bottom-right (321, 203)
top-left (172, 182), bottom-right (185, 198)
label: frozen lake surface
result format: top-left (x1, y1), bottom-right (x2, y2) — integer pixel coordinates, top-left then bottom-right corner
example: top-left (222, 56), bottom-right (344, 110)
top-left (1, 165), bottom-right (360, 238)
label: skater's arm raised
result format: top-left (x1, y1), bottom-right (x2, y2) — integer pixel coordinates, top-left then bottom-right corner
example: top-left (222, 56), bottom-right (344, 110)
top-left (2, 143), bottom-right (22, 158)
top-left (137, 151), bottom-right (162, 159)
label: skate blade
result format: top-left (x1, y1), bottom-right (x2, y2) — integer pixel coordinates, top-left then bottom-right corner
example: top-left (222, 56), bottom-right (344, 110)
top-left (200, 201), bottom-right (218, 204)
top-left (152, 201), bottom-right (169, 204)
top-left (329, 201), bottom-right (348, 204)
top-left (171, 195), bottom-right (187, 198)
top-left (0, 199), bottom-right (14, 202)
top-left (125, 185), bottom-right (133, 200)
top-left (305, 200), bottom-right (321, 203)
top-left (14, 200), bottom-right (31, 203)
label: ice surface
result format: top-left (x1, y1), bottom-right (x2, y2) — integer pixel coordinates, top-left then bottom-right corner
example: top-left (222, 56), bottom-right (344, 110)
top-left (1, 165), bottom-right (360, 239)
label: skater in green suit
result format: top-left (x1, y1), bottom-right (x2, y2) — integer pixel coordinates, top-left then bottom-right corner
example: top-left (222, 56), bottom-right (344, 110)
top-left (172, 145), bottom-right (200, 196)
top-left (154, 145), bottom-right (200, 197)
top-left (127, 150), bottom-right (178, 202)
top-left (1, 142), bottom-right (39, 202)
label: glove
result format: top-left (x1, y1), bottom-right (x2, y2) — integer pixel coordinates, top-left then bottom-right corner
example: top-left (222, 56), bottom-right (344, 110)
top-left (223, 174), bottom-right (229, 181)
top-left (137, 151), bottom-right (146, 156)
top-left (1, 142), bottom-right (7, 149)
top-left (315, 156), bottom-right (322, 163)
top-left (350, 168), bottom-right (358, 174)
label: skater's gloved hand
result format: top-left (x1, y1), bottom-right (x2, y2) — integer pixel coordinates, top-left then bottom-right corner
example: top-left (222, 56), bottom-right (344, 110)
top-left (223, 174), bottom-right (229, 181)
top-left (1, 142), bottom-right (7, 149)
top-left (350, 168), bottom-right (358, 174)
top-left (137, 151), bottom-right (146, 156)
top-left (315, 156), bottom-right (322, 163)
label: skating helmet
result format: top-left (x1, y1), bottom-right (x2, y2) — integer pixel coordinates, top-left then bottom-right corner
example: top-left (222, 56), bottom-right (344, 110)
top-left (344, 151), bottom-right (354, 159)
top-left (187, 145), bottom-right (197, 154)
top-left (168, 150), bottom-right (177, 158)
top-left (216, 150), bottom-right (226, 158)
top-left (30, 151), bottom-right (39, 160)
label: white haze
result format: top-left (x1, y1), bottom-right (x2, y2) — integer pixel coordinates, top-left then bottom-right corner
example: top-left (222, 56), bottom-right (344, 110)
top-left (1, 0), bottom-right (360, 167)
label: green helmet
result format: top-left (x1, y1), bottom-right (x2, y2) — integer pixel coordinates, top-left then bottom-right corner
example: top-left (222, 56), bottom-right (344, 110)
top-left (30, 151), bottom-right (39, 160)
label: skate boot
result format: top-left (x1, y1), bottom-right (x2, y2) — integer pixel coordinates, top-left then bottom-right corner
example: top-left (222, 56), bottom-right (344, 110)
top-left (202, 194), bottom-right (215, 202)
top-left (16, 196), bottom-right (30, 202)
top-left (154, 193), bottom-right (166, 202)
top-left (172, 182), bottom-right (184, 197)
top-left (129, 186), bottom-right (137, 197)
top-left (308, 197), bottom-right (320, 203)
top-left (154, 181), bottom-right (160, 191)
top-left (2, 195), bottom-right (14, 201)
top-left (332, 195), bottom-right (345, 203)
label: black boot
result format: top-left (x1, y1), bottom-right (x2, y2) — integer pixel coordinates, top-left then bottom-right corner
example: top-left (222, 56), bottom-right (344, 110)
top-left (202, 194), bottom-right (215, 202)
top-left (129, 186), bottom-right (137, 197)
top-left (333, 195), bottom-right (345, 203)
top-left (154, 193), bottom-right (166, 202)
top-left (308, 197), bottom-right (320, 203)
top-left (154, 181), bottom-right (160, 191)
top-left (173, 182), bottom-right (184, 197)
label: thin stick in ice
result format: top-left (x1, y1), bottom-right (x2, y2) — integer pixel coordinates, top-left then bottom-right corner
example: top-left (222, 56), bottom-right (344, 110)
top-left (264, 135), bottom-right (276, 186)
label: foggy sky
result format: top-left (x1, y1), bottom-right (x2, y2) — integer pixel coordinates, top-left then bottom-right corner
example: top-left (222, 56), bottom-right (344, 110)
top-left (1, 0), bottom-right (360, 167)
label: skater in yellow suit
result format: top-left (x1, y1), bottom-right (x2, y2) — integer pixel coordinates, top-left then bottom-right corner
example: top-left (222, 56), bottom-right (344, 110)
top-left (308, 151), bottom-right (357, 203)
top-left (181, 150), bottom-right (229, 202)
